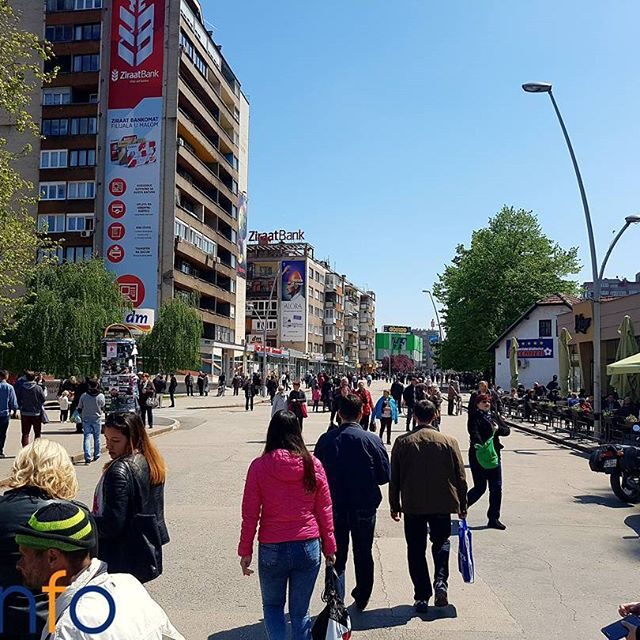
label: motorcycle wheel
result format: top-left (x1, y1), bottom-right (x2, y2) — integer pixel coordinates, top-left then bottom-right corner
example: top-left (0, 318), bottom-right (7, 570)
top-left (610, 471), bottom-right (640, 504)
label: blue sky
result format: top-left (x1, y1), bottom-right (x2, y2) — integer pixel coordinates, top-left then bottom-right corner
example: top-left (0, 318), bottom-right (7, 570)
top-left (202, 0), bottom-right (640, 329)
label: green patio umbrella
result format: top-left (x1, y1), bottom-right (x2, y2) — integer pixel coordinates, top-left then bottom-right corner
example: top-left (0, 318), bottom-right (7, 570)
top-left (609, 315), bottom-right (639, 401)
top-left (559, 327), bottom-right (572, 397)
top-left (510, 336), bottom-right (519, 390)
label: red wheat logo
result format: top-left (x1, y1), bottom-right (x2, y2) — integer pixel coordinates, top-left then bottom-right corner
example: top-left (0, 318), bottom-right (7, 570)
top-left (118, 0), bottom-right (155, 67)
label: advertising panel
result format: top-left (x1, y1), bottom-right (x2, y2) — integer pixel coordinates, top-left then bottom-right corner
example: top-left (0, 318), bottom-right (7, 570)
top-left (103, 0), bottom-right (166, 311)
top-left (506, 338), bottom-right (554, 359)
top-left (281, 260), bottom-right (306, 342)
top-left (383, 325), bottom-right (411, 334)
top-left (237, 192), bottom-right (248, 278)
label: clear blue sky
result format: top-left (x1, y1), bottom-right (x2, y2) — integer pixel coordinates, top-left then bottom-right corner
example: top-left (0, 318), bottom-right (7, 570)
top-left (202, 0), bottom-right (640, 330)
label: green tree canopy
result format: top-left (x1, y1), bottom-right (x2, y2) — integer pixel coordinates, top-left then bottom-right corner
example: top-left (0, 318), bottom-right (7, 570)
top-left (139, 298), bottom-right (202, 373)
top-left (1, 259), bottom-right (130, 376)
top-left (0, 2), bottom-right (55, 342)
top-left (433, 206), bottom-right (580, 372)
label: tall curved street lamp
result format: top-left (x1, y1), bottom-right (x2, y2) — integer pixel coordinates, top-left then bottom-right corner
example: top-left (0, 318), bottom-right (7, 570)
top-left (523, 82), bottom-right (640, 436)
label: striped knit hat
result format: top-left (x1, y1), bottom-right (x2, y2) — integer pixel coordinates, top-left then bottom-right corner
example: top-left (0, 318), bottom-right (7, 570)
top-left (15, 502), bottom-right (96, 552)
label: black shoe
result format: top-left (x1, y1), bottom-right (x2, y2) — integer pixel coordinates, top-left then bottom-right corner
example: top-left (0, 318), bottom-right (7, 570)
top-left (488, 519), bottom-right (507, 530)
top-left (434, 591), bottom-right (448, 607)
top-left (414, 599), bottom-right (429, 613)
top-left (353, 599), bottom-right (369, 611)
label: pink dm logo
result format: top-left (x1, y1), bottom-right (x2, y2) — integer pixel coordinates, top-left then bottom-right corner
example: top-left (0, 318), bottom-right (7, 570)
top-left (118, 0), bottom-right (155, 67)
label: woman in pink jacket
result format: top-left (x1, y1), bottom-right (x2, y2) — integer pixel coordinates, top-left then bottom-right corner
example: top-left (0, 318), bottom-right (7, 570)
top-left (238, 410), bottom-right (336, 640)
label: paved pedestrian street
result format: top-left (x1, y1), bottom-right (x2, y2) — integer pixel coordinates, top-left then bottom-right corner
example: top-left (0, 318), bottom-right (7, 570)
top-left (28, 382), bottom-right (640, 639)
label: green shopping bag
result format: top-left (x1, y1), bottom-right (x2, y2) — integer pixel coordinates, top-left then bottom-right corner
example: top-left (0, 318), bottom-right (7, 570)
top-left (475, 435), bottom-right (499, 470)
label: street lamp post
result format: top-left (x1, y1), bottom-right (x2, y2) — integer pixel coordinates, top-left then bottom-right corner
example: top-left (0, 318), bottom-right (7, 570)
top-left (523, 82), bottom-right (640, 436)
top-left (422, 289), bottom-right (443, 342)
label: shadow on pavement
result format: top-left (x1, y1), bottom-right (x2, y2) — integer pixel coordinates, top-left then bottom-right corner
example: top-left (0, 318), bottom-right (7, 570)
top-left (573, 494), bottom-right (633, 509)
top-left (623, 514), bottom-right (640, 538)
top-left (350, 604), bottom-right (458, 630)
top-left (207, 622), bottom-right (266, 639)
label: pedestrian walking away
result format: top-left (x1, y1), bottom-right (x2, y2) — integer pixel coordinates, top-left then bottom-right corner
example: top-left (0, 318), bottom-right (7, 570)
top-left (271, 386), bottom-right (288, 417)
top-left (197, 371), bottom-right (205, 396)
top-left (185, 372), bottom-right (194, 396)
top-left (355, 380), bottom-right (374, 430)
top-left (288, 380), bottom-right (307, 430)
top-left (217, 372), bottom-right (226, 396)
top-left (467, 393), bottom-right (510, 530)
top-left (15, 500), bottom-right (183, 639)
top-left (389, 400), bottom-right (468, 612)
top-left (0, 369), bottom-right (17, 457)
top-left (238, 411), bottom-right (336, 640)
top-left (244, 376), bottom-right (256, 411)
top-left (16, 370), bottom-right (46, 447)
top-left (58, 389), bottom-right (70, 423)
top-left (391, 377), bottom-right (404, 416)
top-left (169, 373), bottom-right (178, 407)
top-left (153, 374), bottom-right (166, 408)
top-left (312, 386), bottom-right (321, 412)
top-left (93, 412), bottom-right (169, 582)
top-left (139, 372), bottom-right (156, 428)
top-left (77, 378), bottom-right (106, 464)
top-left (447, 377), bottom-right (460, 416)
top-left (403, 377), bottom-right (419, 431)
top-left (372, 389), bottom-right (398, 445)
top-left (315, 394), bottom-right (391, 611)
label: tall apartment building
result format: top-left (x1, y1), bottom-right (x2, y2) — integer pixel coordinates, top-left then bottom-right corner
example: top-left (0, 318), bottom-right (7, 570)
top-left (582, 275), bottom-right (640, 300)
top-left (13, 0), bottom-right (249, 378)
top-left (358, 291), bottom-right (376, 371)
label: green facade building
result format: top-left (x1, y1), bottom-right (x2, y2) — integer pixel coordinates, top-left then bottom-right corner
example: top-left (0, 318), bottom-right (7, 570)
top-left (376, 332), bottom-right (423, 364)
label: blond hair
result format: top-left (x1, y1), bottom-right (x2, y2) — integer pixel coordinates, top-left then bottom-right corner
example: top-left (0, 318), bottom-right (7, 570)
top-left (0, 439), bottom-right (78, 499)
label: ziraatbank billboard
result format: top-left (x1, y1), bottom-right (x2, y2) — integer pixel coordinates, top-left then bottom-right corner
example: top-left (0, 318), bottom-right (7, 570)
top-left (103, 0), bottom-right (165, 311)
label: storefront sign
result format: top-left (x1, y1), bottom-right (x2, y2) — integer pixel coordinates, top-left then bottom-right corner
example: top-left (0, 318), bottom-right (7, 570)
top-left (253, 344), bottom-right (289, 357)
top-left (384, 325), bottom-right (411, 334)
top-left (248, 229), bottom-right (305, 243)
top-left (123, 308), bottom-right (155, 334)
top-left (103, 0), bottom-right (165, 311)
top-left (506, 338), bottom-right (554, 359)
top-left (281, 260), bottom-right (306, 342)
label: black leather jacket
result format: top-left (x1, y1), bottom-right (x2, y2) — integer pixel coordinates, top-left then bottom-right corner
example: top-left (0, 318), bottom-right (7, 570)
top-left (94, 453), bottom-right (169, 575)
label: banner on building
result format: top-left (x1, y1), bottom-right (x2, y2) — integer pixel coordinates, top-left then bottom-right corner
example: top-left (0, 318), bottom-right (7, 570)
top-left (384, 325), bottom-right (411, 334)
top-left (237, 192), bottom-right (248, 278)
top-left (103, 0), bottom-right (166, 311)
top-left (281, 260), bottom-right (306, 342)
top-left (506, 338), bottom-right (554, 359)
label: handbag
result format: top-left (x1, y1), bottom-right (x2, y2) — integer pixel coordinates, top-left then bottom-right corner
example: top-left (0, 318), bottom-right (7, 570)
top-left (145, 396), bottom-right (158, 408)
top-left (474, 434), bottom-right (499, 470)
top-left (40, 407), bottom-right (50, 424)
top-left (70, 409), bottom-right (82, 423)
top-left (124, 460), bottom-right (163, 583)
top-left (458, 518), bottom-right (475, 583)
top-left (300, 402), bottom-right (308, 419)
top-left (312, 566), bottom-right (352, 640)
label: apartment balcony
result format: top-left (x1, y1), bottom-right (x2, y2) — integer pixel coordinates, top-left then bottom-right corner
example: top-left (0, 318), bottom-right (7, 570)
top-left (173, 269), bottom-right (235, 305)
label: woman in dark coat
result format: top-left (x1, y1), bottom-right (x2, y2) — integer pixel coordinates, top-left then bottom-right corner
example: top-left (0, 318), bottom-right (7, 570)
top-left (467, 393), bottom-right (510, 530)
top-left (287, 380), bottom-right (307, 430)
top-left (93, 412), bottom-right (169, 583)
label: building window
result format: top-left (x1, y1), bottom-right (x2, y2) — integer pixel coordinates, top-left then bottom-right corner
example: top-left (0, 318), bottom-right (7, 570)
top-left (175, 219), bottom-right (188, 240)
top-left (43, 87), bottom-right (72, 105)
top-left (66, 214), bottom-right (94, 231)
top-left (46, 0), bottom-right (74, 11)
top-left (40, 149), bottom-right (68, 169)
top-left (74, 23), bottom-right (100, 40)
top-left (67, 181), bottom-right (95, 199)
top-left (74, 0), bottom-right (101, 9)
top-left (539, 319), bottom-right (552, 337)
top-left (72, 54), bottom-right (99, 72)
top-left (65, 246), bottom-right (93, 262)
top-left (42, 119), bottom-right (69, 136)
top-left (45, 25), bottom-right (73, 41)
top-left (37, 214), bottom-right (65, 233)
top-left (179, 31), bottom-right (207, 76)
top-left (39, 182), bottom-right (66, 200)
top-left (69, 148), bottom-right (96, 167)
top-left (70, 117), bottom-right (97, 135)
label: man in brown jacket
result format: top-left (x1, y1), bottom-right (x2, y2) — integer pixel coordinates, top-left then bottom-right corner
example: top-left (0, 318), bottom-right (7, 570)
top-left (390, 399), bottom-right (468, 612)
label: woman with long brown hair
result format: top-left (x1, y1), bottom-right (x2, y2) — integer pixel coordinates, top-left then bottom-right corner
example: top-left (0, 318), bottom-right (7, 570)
top-left (238, 410), bottom-right (336, 640)
top-left (93, 412), bottom-right (169, 582)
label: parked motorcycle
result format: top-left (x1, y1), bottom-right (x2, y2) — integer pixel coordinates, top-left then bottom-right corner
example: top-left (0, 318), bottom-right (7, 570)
top-left (589, 424), bottom-right (640, 503)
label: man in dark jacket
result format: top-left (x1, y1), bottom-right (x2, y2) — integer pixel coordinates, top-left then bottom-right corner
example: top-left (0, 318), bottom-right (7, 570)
top-left (168, 374), bottom-right (178, 407)
top-left (390, 378), bottom-right (404, 415)
top-left (390, 400), bottom-right (467, 611)
top-left (402, 377), bottom-right (419, 431)
top-left (16, 371), bottom-right (46, 447)
top-left (315, 394), bottom-right (391, 611)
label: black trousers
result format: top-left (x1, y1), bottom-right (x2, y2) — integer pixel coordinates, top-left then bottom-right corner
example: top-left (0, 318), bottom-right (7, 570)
top-left (447, 398), bottom-right (455, 415)
top-left (186, 384), bottom-right (194, 396)
top-left (245, 395), bottom-right (254, 411)
top-left (467, 452), bottom-right (502, 521)
top-left (0, 416), bottom-right (9, 454)
top-left (404, 513), bottom-right (451, 601)
top-left (140, 405), bottom-right (153, 428)
top-left (334, 508), bottom-right (377, 606)
top-left (379, 417), bottom-right (392, 444)
top-left (405, 406), bottom-right (415, 431)
top-left (169, 391), bottom-right (175, 407)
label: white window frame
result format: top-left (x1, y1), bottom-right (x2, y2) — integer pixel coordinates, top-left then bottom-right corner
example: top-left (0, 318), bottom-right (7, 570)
top-left (66, 214), bottom-right (94, 232)
top-left (67, 181), bottom-right (95, 199)
top-left (37, 214), bottom-right (66, 233)
top-left (43, 87), bottom-right (71, 105)
top-left (74, 0), bottom-right (101, 9)
top-left (39, 182), bottom-right (66, 201)
top-left (40, 149), bottom-right (68, 169)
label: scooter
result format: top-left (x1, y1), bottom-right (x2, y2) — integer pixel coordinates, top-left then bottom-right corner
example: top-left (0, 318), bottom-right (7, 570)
top-left (589, 424), bottom-right (640, 503)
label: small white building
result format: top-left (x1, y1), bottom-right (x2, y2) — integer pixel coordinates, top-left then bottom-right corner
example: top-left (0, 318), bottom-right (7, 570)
top-left (490, 294), bottom-right (580, 391)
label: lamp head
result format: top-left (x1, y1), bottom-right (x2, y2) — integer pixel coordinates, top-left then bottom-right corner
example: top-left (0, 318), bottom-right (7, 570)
top-left (625, 215), bottom-right (640, 224)
top-left (522, 82), bottom-right (553, 93)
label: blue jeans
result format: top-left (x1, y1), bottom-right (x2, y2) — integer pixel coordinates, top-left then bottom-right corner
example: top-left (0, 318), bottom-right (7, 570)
top-left (82, 420), bottom-right (101, 462)
top-left (258, 539), bottom-right (321, 640)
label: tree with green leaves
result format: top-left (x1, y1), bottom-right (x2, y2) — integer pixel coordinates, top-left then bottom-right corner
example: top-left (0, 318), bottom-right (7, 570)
top-left (0, 2), bottom-right (56, 343)
top-left (433, 206), bottom-right (580, 372)
top-left (139, 298), bottom-right (202, 373)
top-left (1, 259), bottom-right (130, 376)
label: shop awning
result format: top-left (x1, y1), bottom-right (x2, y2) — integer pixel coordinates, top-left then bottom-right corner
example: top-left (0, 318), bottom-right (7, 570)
top-left (607, 352), bottom-right (640, 374)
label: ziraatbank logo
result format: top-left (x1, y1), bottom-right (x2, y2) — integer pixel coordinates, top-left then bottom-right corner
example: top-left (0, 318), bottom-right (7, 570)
top-left (118, 0), bottom-right (155, 67)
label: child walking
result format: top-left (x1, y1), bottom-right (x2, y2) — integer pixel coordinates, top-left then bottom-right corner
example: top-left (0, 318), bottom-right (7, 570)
top-left (58, 390), bottom-right (70, 422)
top-left (312, 386), bottom-right (321, 412)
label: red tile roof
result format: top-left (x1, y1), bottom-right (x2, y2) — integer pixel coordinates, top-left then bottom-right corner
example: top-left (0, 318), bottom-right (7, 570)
top-left (537, 293), bottom-right (582, 306)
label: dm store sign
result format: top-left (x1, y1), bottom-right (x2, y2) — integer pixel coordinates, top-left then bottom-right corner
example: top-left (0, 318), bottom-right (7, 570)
top-left (103, 0), bottom-right (165, 311)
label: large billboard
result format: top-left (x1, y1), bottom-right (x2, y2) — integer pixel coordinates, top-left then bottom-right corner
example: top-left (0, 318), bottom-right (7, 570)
top-left (281, 260), bottom-right (306, 342)
top-left (236, 192), bottom-right (248, 278)
top-left (102, 0), bottom-right (166, 311)
top-left (383, 325), bottom-right (411, 334)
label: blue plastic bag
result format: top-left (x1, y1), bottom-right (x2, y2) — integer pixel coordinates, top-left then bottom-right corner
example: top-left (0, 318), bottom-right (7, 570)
top-left (458, 518), bottom-right (475, 583)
